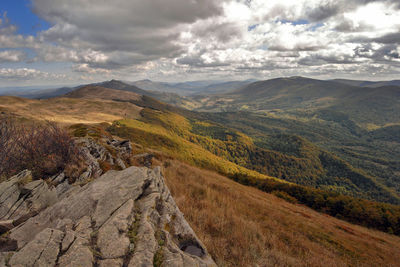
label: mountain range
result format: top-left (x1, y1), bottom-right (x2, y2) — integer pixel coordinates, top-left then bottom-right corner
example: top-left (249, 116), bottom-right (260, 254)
top-left (1, 76), bottom-right (400, 266)
top-left (333, 78), bottom-right (400, 88)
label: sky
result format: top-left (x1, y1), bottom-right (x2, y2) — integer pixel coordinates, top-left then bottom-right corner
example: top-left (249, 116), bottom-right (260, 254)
top-left (1, 0), bottom-right (400, 86)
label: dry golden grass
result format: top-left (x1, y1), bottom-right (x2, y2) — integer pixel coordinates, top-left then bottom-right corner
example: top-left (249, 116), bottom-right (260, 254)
top-left (65, 85), bottom-right (141, 101)
top-left (0, 96), bottom-right (142, 124)
top-left (163, 160), bottom-right (400, 267)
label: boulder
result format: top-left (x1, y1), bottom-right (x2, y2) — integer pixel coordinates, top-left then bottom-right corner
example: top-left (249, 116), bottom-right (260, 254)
top-left (0, 170), bottom-right (58, 232)
top-left (131, 153), bottom-right (154, 168)
top-left (0, 166), bottom-right (216, 267)
top-left (74, 137), bottom-right (134, 183)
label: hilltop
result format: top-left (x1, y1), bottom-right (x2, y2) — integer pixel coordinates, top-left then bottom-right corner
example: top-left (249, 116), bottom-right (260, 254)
top-left (192, 76), bottom-right (400, 125)
top-left (333, 78), bottom-right (400, 88)
top-left (65, 85), bottom-right (141, 101)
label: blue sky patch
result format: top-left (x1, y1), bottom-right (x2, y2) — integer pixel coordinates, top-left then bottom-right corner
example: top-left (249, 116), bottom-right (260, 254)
top-left (308, 23), bottom-right (324, 31)
top-left (248, 24), bottom-right (259, 31)
top-left (1, 0), bottom-right (50, 36)
top-left (278, 19), bottom-right (310, 25)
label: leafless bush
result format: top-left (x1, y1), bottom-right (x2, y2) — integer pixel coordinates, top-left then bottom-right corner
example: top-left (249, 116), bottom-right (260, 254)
top-left (0, 117), bottom-right (83, 180)
top-left (0, 117), bottom-right (19, 179)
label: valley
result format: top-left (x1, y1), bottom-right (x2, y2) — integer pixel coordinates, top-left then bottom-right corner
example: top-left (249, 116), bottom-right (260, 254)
top-left (1, 76), bottom-right (400, 266)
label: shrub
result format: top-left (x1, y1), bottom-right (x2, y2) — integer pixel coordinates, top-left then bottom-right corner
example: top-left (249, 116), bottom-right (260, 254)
top-left (0, 117), bottom-right (18, 181)
top-left (0, 117), bottom-right (83, 180)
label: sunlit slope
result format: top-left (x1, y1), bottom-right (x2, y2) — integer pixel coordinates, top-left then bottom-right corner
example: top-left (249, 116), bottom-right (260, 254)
top-left (107, 112), bottom-right (278, 183)
top-left (106, 102), bottom-right (399, 204)
top-left (65, 85), bottom-right (141, 101)
top-left (2, 89), bottom-right (400, 235)
top-left (1, 88), bottom-right (398, 204)
top-left (164, 160), bottom-right (400, 267)
top-left (0, 95), bottom-right (142, 124)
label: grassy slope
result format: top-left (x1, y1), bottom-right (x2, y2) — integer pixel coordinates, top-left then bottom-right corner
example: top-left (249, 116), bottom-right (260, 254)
top-left (106, 104), bottom-right (399, 204)
top-left (163, 160), bottom-right (400, 267)
top-left (106, 113), bottom-right (279, 183)
top-left (2, 92), bottom-right (400, 235)
top-left (98, 79), bottom-right (196, 109)
top-left (2, 90), bottom-right (399, 206)
top-left (0, 95), bottom-right (142, 124)
top-left (65, 85), bottom-right (141, 101)
top-left (45, 83), bottom-right (396, 205)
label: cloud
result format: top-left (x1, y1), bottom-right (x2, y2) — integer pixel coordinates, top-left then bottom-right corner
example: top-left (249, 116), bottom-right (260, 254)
top-left (72, 63), bottom-right (110, 74)
top-left (30, 0), bottom-right (229, 68)
top-left (0, 50), bottom-right (26, 62)
top-left (372, 32), bottom-right (400, 44)
top-left (0, 68), bottom-right (66, 81)
top-left (2, 0), bottom-right (400, 83)
top-left (0, 13), bottom-right (35, 49)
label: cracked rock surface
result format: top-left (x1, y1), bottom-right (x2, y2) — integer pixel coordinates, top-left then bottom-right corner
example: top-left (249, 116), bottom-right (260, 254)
top-left (0, 170), bottom-right (58, 234)
top-left (0, 167), bottom-right (216, 267)
top-left (74, 137), bottom-right (133, 183)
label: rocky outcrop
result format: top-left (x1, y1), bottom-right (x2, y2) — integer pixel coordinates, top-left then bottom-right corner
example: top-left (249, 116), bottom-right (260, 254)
top-left (0, 167), bottom-right (216, 267)
top-left (74, 137), bottom-right (133, 183)
top-left (0, 170), bottom-right (58, 234)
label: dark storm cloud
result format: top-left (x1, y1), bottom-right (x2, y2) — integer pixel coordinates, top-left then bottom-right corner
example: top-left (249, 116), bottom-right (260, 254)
top-left (268, 43), bottom-right (323, 52)
top-left (192, 21), bottom-right (243, 43)
top-left (298, 54), bottom-right (358, 66)
top-left (33, 0), bottom-right (224, 29)
top-left (306, 3), bottom-right (341, 21)
top-left (334, 18), bottom-right (375, 32)
top-left (373, 32), bottom-right (400, 44)
top-left (30, 0), bottom-right (229, 68)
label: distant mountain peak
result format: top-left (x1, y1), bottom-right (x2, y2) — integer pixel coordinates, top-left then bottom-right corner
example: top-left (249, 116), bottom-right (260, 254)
top-left (107, 79), bottom-right (124, 84)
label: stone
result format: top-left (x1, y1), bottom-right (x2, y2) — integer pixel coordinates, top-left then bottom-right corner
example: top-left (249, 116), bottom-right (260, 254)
top-left (51, 172), bottom-right (66, 184)
top-left (0, 171), bottom-right (58, 228)
top-left (0, 171), bottom-right (31, 219)
top-left (61, 230), bottom-right (76, 252)
top-left (97, 199), bottom-right (133, 258)
top-left (0, 220), bottom-right (14, 234)
top-left (74, 216), bottom-right (92, 240)
top-left (99, 258), bottom-right (124, 267)
top-left (55, 180), bottom-right (72, 197)
top-left (9, 228), bottom-right (64, 267)
top-left (58, 236), bottom-right (93, 267)
top-left (131, 153), bottom-right (154, 167)
top-left (116, 158), bottom-right (127, 169)
top-left (0, 252), bottom-right (13, 267)
top-left (0, 166), bottom-right (216, 266)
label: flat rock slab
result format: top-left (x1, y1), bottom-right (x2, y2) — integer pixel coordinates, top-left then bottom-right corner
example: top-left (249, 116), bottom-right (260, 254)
top-left (0, 166), bottom-right (216, 267)
top-left (0, 170), bottom-right (58, 232)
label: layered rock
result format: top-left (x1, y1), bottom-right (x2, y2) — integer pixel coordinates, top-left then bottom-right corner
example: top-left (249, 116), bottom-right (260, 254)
top-left (0, 167), bottom-right (216, 267)
top-left (74, 137), bottom-right (133, 183)
top-left (0, 170), bottom-right (58, 234)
